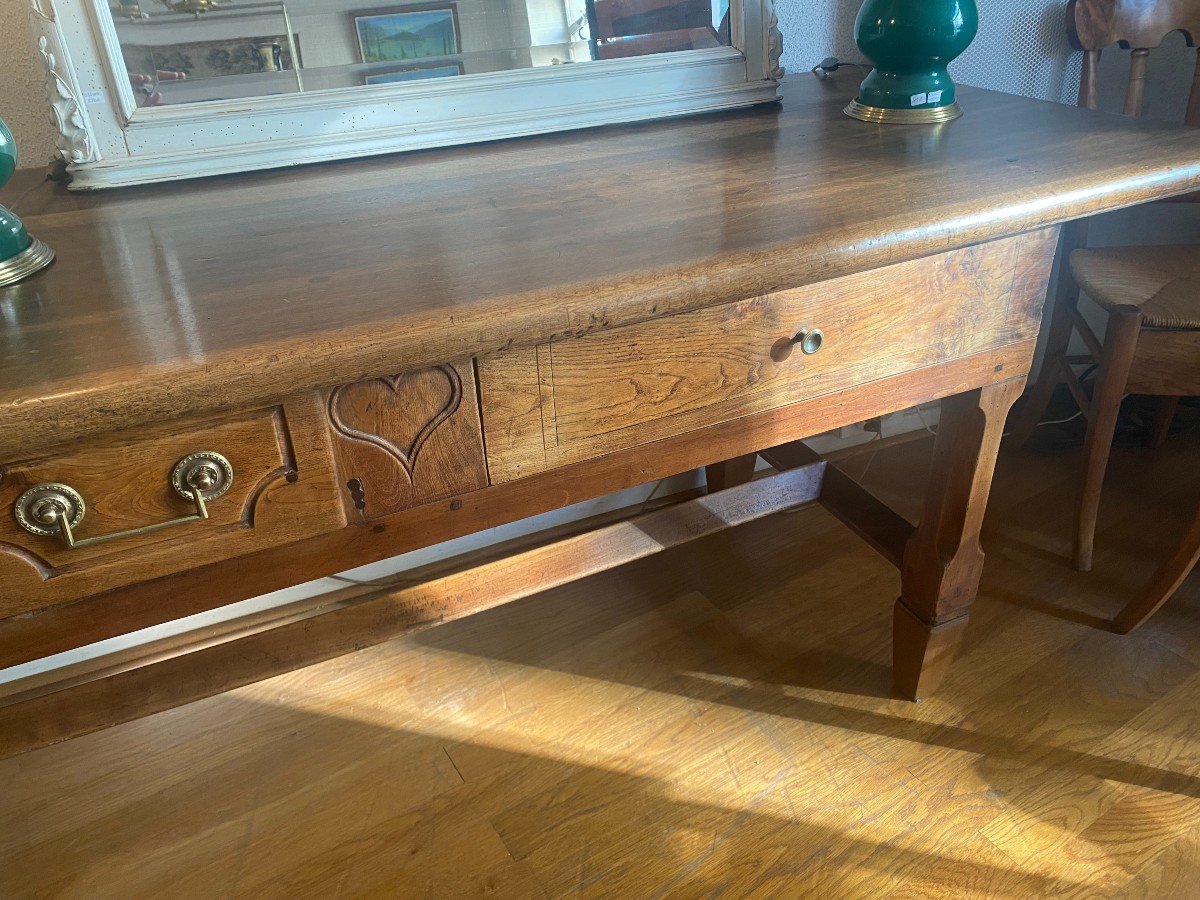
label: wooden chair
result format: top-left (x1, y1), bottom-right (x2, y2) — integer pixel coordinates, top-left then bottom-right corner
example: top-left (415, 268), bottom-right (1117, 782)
top-left (1009, 0), bottom-right (1200, 629)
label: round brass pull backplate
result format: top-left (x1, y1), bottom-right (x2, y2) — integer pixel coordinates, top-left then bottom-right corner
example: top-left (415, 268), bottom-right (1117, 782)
top-left (171, 451), bottom-right (234, 502)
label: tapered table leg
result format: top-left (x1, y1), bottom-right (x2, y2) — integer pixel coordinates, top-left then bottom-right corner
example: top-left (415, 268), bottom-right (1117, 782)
top-left (894, 378), bottom-right (1025, 700)
top-left (705, 454), bottom-right (758, 492)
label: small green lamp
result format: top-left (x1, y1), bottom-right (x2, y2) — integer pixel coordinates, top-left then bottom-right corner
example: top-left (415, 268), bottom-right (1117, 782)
top-left (0, 116), bottom-right (54, 289)
top-left (844, 0), bottom-right (979, 124)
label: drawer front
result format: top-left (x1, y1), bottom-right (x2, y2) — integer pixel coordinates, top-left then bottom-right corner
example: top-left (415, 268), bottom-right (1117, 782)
top-left (479, 230), bottom-right (1056, 482)
top-left (324, 361), bottom-right (489, 521)
top-left (0, 396), bottom-right (342, 616)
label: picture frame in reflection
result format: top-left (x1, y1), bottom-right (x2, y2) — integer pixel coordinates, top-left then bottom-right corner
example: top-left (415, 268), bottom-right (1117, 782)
top-left (363, 61), bottom-right (465, 85)
top-left (352, 4), bottom-right (461, 65)
top-left (120, 35), bottom-right (300, 81)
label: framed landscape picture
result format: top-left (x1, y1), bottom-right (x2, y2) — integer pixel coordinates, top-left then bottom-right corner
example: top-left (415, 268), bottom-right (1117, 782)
top-left (352, 5), bottom-right (461, 65)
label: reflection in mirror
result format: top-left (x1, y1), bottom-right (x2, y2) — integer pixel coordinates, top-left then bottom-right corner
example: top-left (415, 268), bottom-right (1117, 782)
top-left (106, 0), bottom-right (733, 108)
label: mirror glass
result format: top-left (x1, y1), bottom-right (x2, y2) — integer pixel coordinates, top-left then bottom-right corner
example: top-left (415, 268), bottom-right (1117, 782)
top-left (106, 0), bottom-right (733, 108)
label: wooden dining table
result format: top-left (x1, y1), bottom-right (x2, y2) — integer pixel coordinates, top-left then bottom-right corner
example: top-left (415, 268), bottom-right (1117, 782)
top-left (1, 73), bottom-right (1198, 753)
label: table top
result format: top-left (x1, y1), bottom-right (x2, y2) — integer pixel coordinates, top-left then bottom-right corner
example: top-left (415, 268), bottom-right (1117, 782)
top-left (2, 73), bottom-right (1199, 456)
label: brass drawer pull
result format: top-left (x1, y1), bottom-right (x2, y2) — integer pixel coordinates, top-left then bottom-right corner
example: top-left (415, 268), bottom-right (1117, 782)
top-left (792, 328), bottom-right (825, 355)
top-left (13, 451), bottom-right (233, 550)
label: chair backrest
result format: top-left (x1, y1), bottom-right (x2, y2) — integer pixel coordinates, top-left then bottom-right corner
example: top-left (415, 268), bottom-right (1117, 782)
top-left (1066, 0), bottom-right (1200, 123)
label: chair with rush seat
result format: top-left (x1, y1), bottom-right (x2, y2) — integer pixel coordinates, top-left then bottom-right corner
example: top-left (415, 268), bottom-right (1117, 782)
top-left (1008, 0), bottom-right (1200, 631)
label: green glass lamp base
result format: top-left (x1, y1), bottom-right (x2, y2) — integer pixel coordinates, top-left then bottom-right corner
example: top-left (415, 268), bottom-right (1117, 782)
top-left (843, 98), bottom-right (962, 124)
top-left (0, 236), bottom-right (55, 288)
top-left (0, 114), bottom-right (55, 288)
top-left (847, 0), bottom-right (978, 127)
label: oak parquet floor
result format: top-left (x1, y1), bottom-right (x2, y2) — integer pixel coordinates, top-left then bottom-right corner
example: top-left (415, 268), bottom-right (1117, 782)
top-left (3, 432), bottom-right (1200, 898)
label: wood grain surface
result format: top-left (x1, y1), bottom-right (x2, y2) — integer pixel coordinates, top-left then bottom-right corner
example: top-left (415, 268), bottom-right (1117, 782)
top-left (480, 230), bottom-right (1054, 480)
top-left (325, 361), bottom-right (488, 521)
top-left (4, 432), bottom-right (1200, 896)
top-left (0, 394), bottom-right (344, 615)
top-left (0, 463), bottom-right (828, 757)
top-left (0, 406), bottom-right (293, 571)
top-left (0, 341), bottom-right (1031, 658)
top-left (1, 75), bottom-right (1198, 457)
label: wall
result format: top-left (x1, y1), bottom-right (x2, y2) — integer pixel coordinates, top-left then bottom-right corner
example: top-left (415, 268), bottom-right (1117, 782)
top-left (0, 3), bottom-right (58, 169)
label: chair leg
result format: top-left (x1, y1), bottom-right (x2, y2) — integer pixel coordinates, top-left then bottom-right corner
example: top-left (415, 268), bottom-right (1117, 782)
top-left (1008, 220), bottom-right (1090, 447)
top-left (1149, 396), bottom-right (1180, 449)
top-left (1113, 503), bottom-right (1200, 633)
top-left (1075, 307), bottom-right (1141, 572)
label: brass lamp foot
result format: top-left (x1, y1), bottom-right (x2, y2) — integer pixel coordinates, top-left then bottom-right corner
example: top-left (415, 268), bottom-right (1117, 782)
top-left (844, 99), bottom-right (963, 124)
top-left (0, 237), bottom-right (55, 288)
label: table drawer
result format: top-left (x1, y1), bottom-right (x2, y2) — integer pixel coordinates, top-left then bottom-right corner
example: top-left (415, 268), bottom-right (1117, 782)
top-left (479, 230), bottom-right (1054, 482)
top-left (324, 361), bottom-right (489, 521)
top-left (0, 397), bottom-right (342, 616)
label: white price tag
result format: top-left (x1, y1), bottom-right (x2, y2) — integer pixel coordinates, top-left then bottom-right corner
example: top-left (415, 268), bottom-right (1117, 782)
top-left (909, 92), bottom-right (928, 107)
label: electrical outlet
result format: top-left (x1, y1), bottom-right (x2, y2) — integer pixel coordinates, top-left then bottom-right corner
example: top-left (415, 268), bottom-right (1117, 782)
top-left (863, 416), bottom-right (883, 434)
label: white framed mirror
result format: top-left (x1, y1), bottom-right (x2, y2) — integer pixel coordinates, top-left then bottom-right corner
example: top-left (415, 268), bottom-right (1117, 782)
top-left (27, 0), bottom-right (783, 189)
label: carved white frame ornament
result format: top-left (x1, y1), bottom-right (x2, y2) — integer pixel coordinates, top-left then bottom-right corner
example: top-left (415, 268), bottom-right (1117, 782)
top-left (28, 0), bottom-right (99, 164)
top-left (768, 8), bottom-right (784, 80)
top-left (28, 0), bottom-right (783, 189)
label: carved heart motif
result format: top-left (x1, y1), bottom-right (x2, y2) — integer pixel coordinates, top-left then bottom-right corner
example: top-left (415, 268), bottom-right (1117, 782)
top-left (328, 365), bottom-right (462, 478)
